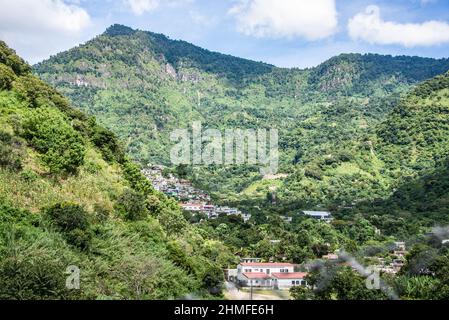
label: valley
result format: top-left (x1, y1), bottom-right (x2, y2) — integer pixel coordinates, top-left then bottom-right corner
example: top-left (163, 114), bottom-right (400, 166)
top-left (1, 22), bottom-right (449, 300)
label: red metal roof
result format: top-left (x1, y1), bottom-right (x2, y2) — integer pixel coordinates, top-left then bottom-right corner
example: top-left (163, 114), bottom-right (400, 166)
top-left (272, 272), bottom-right (308, 280)
top-left (240, 262), bottom-right (294, 267)
top-left (242, 272), bottom-right (271, 280)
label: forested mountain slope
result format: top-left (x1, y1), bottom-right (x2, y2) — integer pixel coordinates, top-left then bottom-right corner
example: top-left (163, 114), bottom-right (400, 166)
top-left (377, 71), bottom-right (449, 173)
top-left (0, 41), bottom-right (235, 299)
top-left (34, 24), bottom-right (449, 206)
top-left (354, 71), bottom-right (449, 226)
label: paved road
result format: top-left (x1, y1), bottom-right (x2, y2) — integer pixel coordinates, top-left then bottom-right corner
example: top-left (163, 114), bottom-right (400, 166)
top-left (224, 282), bottom-right (290, 301)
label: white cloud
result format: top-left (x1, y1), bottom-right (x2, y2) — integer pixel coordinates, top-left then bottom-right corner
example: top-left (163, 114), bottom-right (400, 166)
top-left (189, 11), bottom-right (217, 28)
top-left (0, 0), bottom-right (92, 63)
top-left (126, 0), bottom-right (159, 15)
top-left (0, 0), bottom-right (90, 34)
top-left (420, 0), bottom-right (437, 5)
top-left (125, 0), bottom-right (193, 15)
top-left (348, 5), bottom-right (449, 47)
top-left (228, 0), bottom-right (338, 40)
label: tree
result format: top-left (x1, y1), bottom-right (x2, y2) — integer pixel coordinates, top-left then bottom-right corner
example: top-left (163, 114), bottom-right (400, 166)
top-left (91, 125), bottom-right (125, 163)
top-left (115, 189), bottom-right (149, 221)
top-left (0, 131), bottom-right (25, 171)
top-left (45, 202), bottom-right (92, 250)
top-left (45, 203), bottom-right (90, 233)
top-left (0, 64), bottom-right (16, 90)
top-left (22, 107), bottom-right (85, 175)
top-left (201, 263), bottom-right (224, 296)
top-left (290, 286), bottom-right (315, 300)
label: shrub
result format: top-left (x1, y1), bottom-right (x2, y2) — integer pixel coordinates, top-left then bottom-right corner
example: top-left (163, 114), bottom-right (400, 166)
top-left (45, 203), bottom-right (92, 250)
top-left (0, 41), bottom-right (31, 75)
top-left (13, 76), bottom-right (57, 109)
top-left (305, 165), bottom-right (323, 180)
top-left (122, 160), bottom-right (154, 196)
top-left (115, 189), bottom-right (149, 221)
top-left (166, 241), bottom-right (195, 274)
top-left (0, 199), bottom-right (35, 225)
top-left (19, 169), bottom-right (39, 182)
top-left (93, 204), bottom-right (111, 223)
top-left (21, 107), bottom-right (86, 175)
top-left (0, 64), bottom-right (16, 90)
top-left (145, 194), bottom-right (161, 213)
top-left (45, 203), bottom-right (90, 233)
top-left (66, 228), bottom-right (92, 251)
top-left (0, 131), bottom-right (25, 172)
top-left (0, 253), bottom-right (73, 300)
top-left (91, 126), bottom-right (125, 163)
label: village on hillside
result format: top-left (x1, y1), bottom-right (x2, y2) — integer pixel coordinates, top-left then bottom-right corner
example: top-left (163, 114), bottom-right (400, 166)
top-left (142, 166), bottom-right (338, 225)
top-left (142, 165), bottom-right (252, 222)
top-left (142, 165), bottom-right (415, 298)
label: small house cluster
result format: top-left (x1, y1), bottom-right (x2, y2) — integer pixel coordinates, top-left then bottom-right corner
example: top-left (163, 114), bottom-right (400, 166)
top-left (180, 203), bottom-right (252, 222)
top-left (142, 166), bottom-right (211, 203)
top-left (371, 242), bottom-right (408, 275)
top-left (279, 211), bottom-right (334, 224)
top-left (142, 165), bottom-right (251, 222)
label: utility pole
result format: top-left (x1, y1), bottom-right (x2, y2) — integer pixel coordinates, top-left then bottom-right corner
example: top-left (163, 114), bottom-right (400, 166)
top-left (250, 280), bottom-right (253, 300)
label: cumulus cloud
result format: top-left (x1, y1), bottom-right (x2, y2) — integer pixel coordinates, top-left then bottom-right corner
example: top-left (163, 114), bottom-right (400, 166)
top-left (228, 0), bottom-right (338, 40)
top-left (126, 0), bottom-right (159, 15)
top-left (0, 0), bottom-right (92, 63)
top-left (125, 0), bottom-right (193, 15)
top-left (0, 0), bottom-right (90, 34)
top-left (348, 5), bottom-right (449, 47)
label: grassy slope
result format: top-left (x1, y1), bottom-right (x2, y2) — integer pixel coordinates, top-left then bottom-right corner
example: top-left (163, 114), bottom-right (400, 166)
top-left (0, 40), bottom-right (236, 300)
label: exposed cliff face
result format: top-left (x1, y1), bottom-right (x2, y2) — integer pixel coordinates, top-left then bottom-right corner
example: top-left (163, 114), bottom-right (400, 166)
top-left (165, 63), bottom-right (177, 79)
top-left (164, 62), bottom-right (201, 83)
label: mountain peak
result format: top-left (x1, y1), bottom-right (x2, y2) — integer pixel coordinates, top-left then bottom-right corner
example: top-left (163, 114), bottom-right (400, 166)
top-left (104, 24), bottom-right (136, 37)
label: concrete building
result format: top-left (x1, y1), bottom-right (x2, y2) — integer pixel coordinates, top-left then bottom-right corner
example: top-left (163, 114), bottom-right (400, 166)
top-left (281, 216), bottom-right (293, 224)
top-left (272, 272), bottom-right (308, 290)
top-left (180, 203), bottom-right (203, 212)
top-left (236, 262), bottom-right (307, 290)
top-left (302, 211), bottom-right (333, 223)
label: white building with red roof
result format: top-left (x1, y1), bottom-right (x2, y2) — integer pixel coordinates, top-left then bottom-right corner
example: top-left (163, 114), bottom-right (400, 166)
top-left (272, 272), bottom-right (308, 289)
top-left (236, 262), bottom-right (307, 290)
top-left (180, 203), bottom-right (203, 211)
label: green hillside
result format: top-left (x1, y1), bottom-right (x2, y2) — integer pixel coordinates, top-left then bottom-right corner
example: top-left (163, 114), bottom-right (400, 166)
top-left (0, 41), bottom-right (236, 300)
top-left (3, 25), bottom-right (449, 301)
top-left (354, 71), bottom-right (449, 226)
top-left (34, 25), bottom-right (449, 206)
top-left (378, 71), bottom-right (449, 173)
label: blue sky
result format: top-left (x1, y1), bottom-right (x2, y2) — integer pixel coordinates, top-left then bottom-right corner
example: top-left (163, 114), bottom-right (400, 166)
top-left (1, 0), bottom-right (449, 68)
